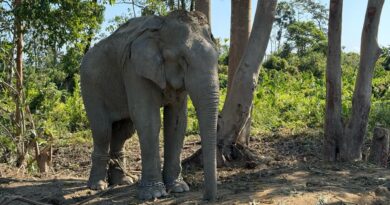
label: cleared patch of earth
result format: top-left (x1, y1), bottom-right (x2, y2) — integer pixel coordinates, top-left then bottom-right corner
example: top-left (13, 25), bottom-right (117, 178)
top-left (1, 130), bottom-right (390, 204)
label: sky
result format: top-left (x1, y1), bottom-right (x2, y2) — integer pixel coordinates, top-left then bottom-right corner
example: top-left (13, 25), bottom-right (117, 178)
top-left (103, 0), bottom-right (390, 52)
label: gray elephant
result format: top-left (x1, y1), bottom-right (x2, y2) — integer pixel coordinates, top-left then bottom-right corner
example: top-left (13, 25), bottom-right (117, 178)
top-left (80, 11), bottom-right (218, 201)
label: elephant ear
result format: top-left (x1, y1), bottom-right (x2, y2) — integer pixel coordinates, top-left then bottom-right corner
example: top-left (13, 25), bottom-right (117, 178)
top-left (131, 17), bottom-right (166, 89)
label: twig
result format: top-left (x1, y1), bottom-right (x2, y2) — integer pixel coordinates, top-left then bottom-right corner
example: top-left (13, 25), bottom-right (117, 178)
top-left (0, 80), bottom-right (18, 94)
top-left (0, 123), bottom-right (13, 139)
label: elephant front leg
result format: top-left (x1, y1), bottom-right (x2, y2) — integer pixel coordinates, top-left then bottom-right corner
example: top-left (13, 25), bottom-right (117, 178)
top-left (133, 108), bottom-right (168, 200)
top-left (163, 95), bottom-right (189, 193)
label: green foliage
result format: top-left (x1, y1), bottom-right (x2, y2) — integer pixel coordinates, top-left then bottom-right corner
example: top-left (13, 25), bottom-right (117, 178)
top-left (263, 55), bottom-right (288, 71)
top-left (274, 1), bottom-right (296, 43)
top-left (215, 38), bottom-right (229, 66)
top-left (292, 0), bottom-right (328, 31)
top-left (139, 0), bottom-right (169, 16)
top-left (252, 69), bottom-right (325, 133)
top-left (284, 21), bottom-right (327, 57)
top-left (249, 51), bottom-right (389, 134)
top-left (381, 46), bottom-right (390, 71)
top-left (19, 0), bottom-right (104, 50)
top-left (23, 70), bottom-right (88, 140)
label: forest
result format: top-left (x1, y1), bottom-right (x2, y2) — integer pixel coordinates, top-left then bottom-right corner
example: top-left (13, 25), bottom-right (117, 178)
top-left (0, 0), bottom-right (389, 204)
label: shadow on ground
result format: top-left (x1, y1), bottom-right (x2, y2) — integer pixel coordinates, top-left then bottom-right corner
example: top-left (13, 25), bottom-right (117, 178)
top-left (1, 131), bottom-right (390, 204)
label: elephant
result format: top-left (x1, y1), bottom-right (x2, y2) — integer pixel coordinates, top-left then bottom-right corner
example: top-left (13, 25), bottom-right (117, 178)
top-left (80, 11), bottom-right (219, 201)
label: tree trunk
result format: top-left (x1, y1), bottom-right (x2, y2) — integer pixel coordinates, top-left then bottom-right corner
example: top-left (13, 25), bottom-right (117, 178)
top-left (168, 0), bottom-right (175, 11)
top-left (190, 0), bottom-right (195, 11)
top-left (341, 0), bottom-right (384, 161)
top-left (218, 0), bottom-right (277, 162)
top-left (181, 0), bottom-right (186, 10)
top-left (195, 0), bottom-right (210, 24)
top-left (368, 127), bottom-right (389, 168)
top-left (184, 0), bottom-right (277, 167)
top-left (84, 0), bottom-right (97, 54)
top-left (228, 0), bottom-right (251, 92)
top-left (324, 0), bottom-right (343, 162)
top-left (14, 0), bottom-right (26, 168)
top-left (227, 0), bottom-right (252, 146)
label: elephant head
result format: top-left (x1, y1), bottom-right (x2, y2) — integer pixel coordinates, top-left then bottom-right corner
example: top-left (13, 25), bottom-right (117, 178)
top-left (130, 11), bottom-right (219, 200)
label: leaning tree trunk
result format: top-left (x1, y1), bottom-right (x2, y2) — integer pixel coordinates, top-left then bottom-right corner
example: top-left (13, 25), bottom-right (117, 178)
top-left (324, 0), bottom-right (343, 162)
top-left (228, 0), bottom-right (252, 91)
top-left (227, 0), bottom-right (252, 146)
top-left (195, 0), bottom-right (210, 24)
top-left (218, 0), bottom-right (277, 163)
top-left (184, 0), bottom-right (277, 167)
top-left (341, 0), bottom-right (384, 161)
top-left (14, 0), bottom-right (26, 168)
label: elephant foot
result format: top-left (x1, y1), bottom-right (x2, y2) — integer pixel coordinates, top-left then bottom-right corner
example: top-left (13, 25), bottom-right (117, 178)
top-left (108, 152), bottom-right (137, 186)
top-left (88, 179), bottom-right (108, 190)
top-left (165, 177), bottom-right (190, 193)
top-left (138, 181), bottom-right (168, 200)
top-left (108, 167), bottom-right (138, 186)
top-left (88, 153), bottom-right (109, 190)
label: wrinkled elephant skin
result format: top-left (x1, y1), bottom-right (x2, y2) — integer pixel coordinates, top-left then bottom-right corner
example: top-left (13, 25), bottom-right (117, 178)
top-left (80, 11), bottom-right (219, 201)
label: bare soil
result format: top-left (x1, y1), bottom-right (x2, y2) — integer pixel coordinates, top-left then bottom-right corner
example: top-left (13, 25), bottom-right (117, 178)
top-left (1, 130), bottom-right (390, 205)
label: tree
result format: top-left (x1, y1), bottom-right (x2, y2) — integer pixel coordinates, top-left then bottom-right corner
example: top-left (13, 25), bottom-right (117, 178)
top-left (274, 1), bottom-right (296, 49)
top-left (217, 0), bottom-right (277, 163)
top-left (271, 0), bottom-right (328, 51)
top-left (84, 0), bottom-right (99, 54)
top-left (227, 0), bottom-right (252, 145)
top-left (324, 0), bottom-right (385, 161)
top-left (228, 0), bottom-right (252, 91)
top-left (195, 0), bottom-right (210, 23)
top-left (324, 0), bottom-right (343, 162)
top-left (0, 0), bottom-right (104, 168)
top-left (185, 0), bottom-right (277, 166)
top-left (284, 21), bottom-right (327, 56)
top-left (293, 0), bottom-right (329, 31)
top-left (13, 0), bottom-right (26, 167)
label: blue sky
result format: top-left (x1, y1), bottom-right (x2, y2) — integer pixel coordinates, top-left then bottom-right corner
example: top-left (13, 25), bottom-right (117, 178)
top-left (103, 0), bottom-right (390, 52)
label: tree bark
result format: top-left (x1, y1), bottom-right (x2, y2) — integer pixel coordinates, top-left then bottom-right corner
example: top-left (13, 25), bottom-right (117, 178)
top-left (190, 0), bottom-right (195, 11)
top-left (341, 0), bottom-right (384, 161)
top-left (227, 0), bottom-right (252, 145)
top-left (368, 127), bottom-right (389, 168)
top-left (195, 0), bottom-right (210, 24)
top-left (14, 0), bottom-right (26, 168)
top-left (218, 0), bottom-right (277, 162)
top-left (324, 0), bottom-right (343, 162)
top-left (228, 0), bottom-right (251, 92)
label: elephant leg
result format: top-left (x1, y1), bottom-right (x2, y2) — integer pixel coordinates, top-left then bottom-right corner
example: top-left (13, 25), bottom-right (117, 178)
top-left (108, 119), bottom-right (136, 186)
top-left (86, 107), bottom-right (112, 190)
top-left (163, 94), bottom-right (189, 193)
top-left (132, 106), bottom-right (168, 200)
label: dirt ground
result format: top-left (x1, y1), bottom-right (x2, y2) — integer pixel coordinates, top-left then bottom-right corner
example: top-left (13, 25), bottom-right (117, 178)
top-left (1, 130), bottom-right (390, 205)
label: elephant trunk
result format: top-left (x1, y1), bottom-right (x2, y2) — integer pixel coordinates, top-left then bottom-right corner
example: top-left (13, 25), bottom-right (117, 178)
top-left (188, 82), bottom-right (219, 201)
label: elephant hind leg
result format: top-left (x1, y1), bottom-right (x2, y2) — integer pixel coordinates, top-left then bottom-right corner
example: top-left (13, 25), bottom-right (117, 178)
top-left (108, 119), bottom-right (137, 186)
